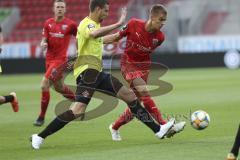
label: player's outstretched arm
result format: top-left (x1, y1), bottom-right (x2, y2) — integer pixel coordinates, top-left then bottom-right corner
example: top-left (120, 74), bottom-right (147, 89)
top-left (103, 32), bottom-right (121, 44)
top-left (90, 7), bottom-right (127, 39)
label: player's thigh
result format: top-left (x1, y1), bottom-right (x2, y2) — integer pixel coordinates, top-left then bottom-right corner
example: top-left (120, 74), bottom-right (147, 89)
top-left (97, 72), bottom-right (123, 97)
top-left (75, 69), bottom-right (101, 105)
top-left (45, 61), bottom-right (64, 83)
top-left (97, 73), bottom-right (137, 103)
top-left (117, 86), bottom-right (137, 103)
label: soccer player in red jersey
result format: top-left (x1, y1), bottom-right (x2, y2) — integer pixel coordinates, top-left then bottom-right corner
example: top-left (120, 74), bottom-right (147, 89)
top-left (33, 0), bottom-right (77, 126)
top-left (104, 4), bottom-right (186, 140)
top-left (0, 26), bottom-right (19, 112)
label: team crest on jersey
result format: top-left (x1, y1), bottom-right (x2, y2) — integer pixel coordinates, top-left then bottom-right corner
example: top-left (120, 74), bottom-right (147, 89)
top-left (62, 25), bottom-right (68, 31)
top-left (82, 90), bottom-right (90, 98)
top-left (88, 24), bottom-right (95, 29)
top-left (153, 39), bottom-right (159, 46)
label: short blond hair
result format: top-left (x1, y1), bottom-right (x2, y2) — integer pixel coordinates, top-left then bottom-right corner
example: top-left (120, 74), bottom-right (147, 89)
top-left (150, 4), bottom-right (167, 16)
top-left (54, 0), bottom-right (65, 3)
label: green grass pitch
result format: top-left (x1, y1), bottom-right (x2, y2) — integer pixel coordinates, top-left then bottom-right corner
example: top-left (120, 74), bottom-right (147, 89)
top-left (0, 68), bottom-right (239, 160)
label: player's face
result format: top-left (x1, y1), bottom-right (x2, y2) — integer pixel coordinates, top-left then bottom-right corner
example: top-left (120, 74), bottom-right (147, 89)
top-left (98, 4), bottom-right (109, 22)
top-left (53, 2), bottom-right (66, 17)
top-left (151, 13), bottom-right (167, 30)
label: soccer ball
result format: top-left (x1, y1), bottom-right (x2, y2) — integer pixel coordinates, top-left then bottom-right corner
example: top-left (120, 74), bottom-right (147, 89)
top-left (191, 110), bottom-right (210, 130)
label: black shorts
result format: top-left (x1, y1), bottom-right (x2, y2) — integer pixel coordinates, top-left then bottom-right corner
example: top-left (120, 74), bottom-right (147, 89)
top-left (75, 69), bottom-right (123, 104)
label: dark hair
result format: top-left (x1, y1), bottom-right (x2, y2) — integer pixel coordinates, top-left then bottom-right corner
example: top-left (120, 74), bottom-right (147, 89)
top-left (89, 0), bottom-right (109, 12)
top-left (150, 4), bottom-right (167, 16)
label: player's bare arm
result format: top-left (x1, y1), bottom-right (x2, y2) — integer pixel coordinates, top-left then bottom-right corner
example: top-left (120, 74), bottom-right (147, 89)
top-left (90, 7), bottom-right (127, 39)
top-left (103, 32), bottom-right (121, 44)
top-left (40, 38), bottom-right (48, 51)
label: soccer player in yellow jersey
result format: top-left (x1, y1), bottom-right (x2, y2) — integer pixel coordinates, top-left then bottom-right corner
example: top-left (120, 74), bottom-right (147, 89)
top-left (0, 26), bottom-right (19, 112)
top-left (31, 0), bottom-right (175, 150)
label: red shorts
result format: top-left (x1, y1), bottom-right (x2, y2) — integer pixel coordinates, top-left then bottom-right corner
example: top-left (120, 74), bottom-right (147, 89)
top-left (45, 60), bottom-right (66, 82)
top-left (121, 62), bottom-right (150, 85)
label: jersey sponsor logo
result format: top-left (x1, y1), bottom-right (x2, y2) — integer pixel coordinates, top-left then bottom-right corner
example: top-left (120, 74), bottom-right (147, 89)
top-left (88, 24), bottom-right (95, 29)
top-left (49, 32), bottom-right (64, 38)
top-left (62, 25), bottom-right (68, 31)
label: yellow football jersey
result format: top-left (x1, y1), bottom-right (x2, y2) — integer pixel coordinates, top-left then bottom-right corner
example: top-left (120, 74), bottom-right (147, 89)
top-left (74, 17), bottom-right (103, 79)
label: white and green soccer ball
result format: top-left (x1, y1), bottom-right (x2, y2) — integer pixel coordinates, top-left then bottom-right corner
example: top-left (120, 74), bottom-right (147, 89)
top-left (191, 110), bottom-right (210, 130)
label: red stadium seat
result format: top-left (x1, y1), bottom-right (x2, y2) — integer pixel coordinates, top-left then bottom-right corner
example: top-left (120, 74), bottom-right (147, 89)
top-left (0, 0), bottom-right (129, 43)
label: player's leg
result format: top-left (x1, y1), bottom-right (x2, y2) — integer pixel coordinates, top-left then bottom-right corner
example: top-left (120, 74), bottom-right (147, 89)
top-left (227, 124), bottom-right (240, 160)
top-left (116, 84), bottom-right (175, 138)
top-left (31, 69), bottom-right (98, 149)
top-left (110, 107), bottom-right (133, 140)
top-left (34, 77), bottom-right (50, 126)
top-left (110, 75), bottom-right (166, 139)
top-left (31, 101), bottom-right (87, 149)
top-left (97, 73), bottom-right (175, 139)
top-left (0, 93), bottom-right (19, 112)
top-left (53, 80), bottom-right (75, 100)
top-left (132, 77), bottom-right (167, 124)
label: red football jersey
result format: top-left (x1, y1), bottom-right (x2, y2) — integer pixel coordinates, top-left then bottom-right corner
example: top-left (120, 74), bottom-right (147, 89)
top-left (42, 17), bottom-right (77, 61)
top-left (119, 18), bottom-right (165, 67)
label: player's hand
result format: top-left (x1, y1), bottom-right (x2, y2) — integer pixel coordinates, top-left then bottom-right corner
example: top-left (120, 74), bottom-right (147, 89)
top-left (118, 7), bottom-right (127, 26)
top-left (40, 41), bottom-right (48, 51)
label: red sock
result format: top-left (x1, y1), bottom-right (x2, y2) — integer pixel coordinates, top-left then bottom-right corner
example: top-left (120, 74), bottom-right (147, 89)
top-left (112, 108), bottom-right (134, 130)
top-left (140, 96), bottom-right (167, 125)
top-left (62, 86), bottom-right (75, 100)
top-left (39, 91), bottom-right (50, 119)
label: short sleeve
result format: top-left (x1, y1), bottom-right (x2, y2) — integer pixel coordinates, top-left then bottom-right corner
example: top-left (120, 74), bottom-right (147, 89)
top-left (82, 23), bottom-right (97, 38)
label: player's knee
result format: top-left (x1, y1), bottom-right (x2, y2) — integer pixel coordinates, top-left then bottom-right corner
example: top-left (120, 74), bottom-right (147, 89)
top-left (135, 86), bottom-right (149, 96)
top-left (70, 102), bottom-right (87, 115)
top-left (41, 78), bottom-right (50, 91)
top-left (117, 86), bottom-right (137, 103)
top-left (41, 84), bottom-right (49, 91)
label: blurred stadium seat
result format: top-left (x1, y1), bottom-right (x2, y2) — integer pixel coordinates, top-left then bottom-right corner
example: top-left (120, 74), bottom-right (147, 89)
top-left (0, 0), bottom-right (128, 44)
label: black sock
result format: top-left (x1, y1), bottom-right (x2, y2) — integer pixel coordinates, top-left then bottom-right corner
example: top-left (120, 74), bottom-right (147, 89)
top-left (128, 100), bottom-right (160, 133)
top-left (231, 124), bottom-right (240, 157)
top-left (3, 95), bottom-right (14, 103)
top-left (38, 110), bottom-right (76, 139)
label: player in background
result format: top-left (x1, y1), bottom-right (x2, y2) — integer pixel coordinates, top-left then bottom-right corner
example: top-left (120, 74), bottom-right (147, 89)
top-left (0, 26), bottom-right (19, 112)
top-left (103, 4), bottom-right (185, 141)
top-left (33, 0), bottom-right (78, 126)
top-left (0, 25), bottom-right (3, 73)
top-left (31, 0), bottom-right (176, 150)
top-left (226, 124), bottom-right (240, 160)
